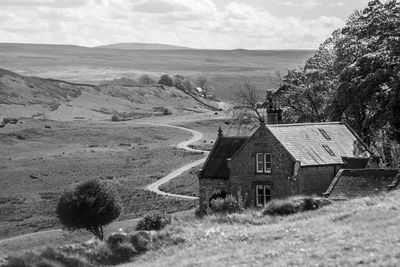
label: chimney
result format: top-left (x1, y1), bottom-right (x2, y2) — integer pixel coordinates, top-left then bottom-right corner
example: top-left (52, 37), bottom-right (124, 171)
top-left (266, 90), bottom-right (282, 125)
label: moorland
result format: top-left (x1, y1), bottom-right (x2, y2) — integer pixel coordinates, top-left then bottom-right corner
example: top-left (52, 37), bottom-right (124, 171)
top-left (0, 43), bottom-right (314, 99)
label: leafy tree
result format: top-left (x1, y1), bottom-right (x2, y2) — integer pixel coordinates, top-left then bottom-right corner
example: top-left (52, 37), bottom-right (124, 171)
top-left (173, 75), bottom-right (185, 89)
top-left (138, 74), bottom-right (155, 85)
top-left (57, 179), bottom-right (122, 240)
top-left (332, 0), bottom-right (400, 145)
top-left (196, 76), bottom-right (213, 97)
top-left (158, 74), bottom-right (174, 86)
top-left (276, 34), bottom-right (339, 123)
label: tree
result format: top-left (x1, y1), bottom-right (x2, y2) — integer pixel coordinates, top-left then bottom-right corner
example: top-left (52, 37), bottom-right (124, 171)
top-left (158, 74), bottom-right (174, 86)
top-left (230, 81), bottom-right (265, 133)
top-left (56, 179), bottom-right (122, 240)
top-left (196, 76), bottom-right (213, 97)
top-left (332, 0), bottom-right (400, 145)
top-left (276, 34), bottom-right (339, 123)
top-left (138, 74), bottom-right (155, 85)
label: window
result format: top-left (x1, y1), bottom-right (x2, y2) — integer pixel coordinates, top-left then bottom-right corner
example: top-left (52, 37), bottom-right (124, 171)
top-left (322, 144), bottom-right (335, 156)
top-left (256, 153), bottom-right (271, 174)
top-left (256, 184), bottom-right (271, 207)
top-left (318, 128), bottom-right (331, 140)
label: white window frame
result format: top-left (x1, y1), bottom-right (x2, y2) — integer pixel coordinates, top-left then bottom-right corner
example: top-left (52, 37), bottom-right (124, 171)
top-left (256, 184), bottom-right (271, 207)
top-left (256, 153), bottom-right (272, 174)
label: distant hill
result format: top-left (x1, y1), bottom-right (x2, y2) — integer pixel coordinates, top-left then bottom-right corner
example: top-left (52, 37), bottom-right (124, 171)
top-left (96, 42), bottom-right (191, 50)
top-left (0, 43), bottom-right (315, 99)
top-left (0, 68), bottom-right (219, 120)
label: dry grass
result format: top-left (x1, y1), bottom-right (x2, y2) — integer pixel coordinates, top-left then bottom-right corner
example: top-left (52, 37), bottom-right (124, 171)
top-left (124, 191), bottom-right (400, 266)
top-left (159, 167), bottom-right (199, 197)
top-left (0, 119), bottom-right (201, 239)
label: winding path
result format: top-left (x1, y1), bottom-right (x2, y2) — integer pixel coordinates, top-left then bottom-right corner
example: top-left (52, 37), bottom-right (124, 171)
top-left (0, 122), bottom-right (208, 248)
top-left (130, 122), bottom-right (209, 200)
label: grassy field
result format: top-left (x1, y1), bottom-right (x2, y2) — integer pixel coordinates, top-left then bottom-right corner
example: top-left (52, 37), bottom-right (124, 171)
top-left (159, 167), bottom-right (199, 197)
top-left (126, 191), bottom-right (400, 266)
top-left (0, 44), bottom-right (314, 99)
top-left (0, 119), bottom-right (201, 239)
top-left (4, 190), bottom-right (400, 266)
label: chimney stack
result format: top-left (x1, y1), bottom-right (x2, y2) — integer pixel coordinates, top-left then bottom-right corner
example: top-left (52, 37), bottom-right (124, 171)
top-left (265, 90), bottom-right (282, 125)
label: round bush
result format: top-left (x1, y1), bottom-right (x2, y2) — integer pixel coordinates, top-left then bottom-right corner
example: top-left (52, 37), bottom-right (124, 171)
top-left (135, 213), bottom-right (172, 231)
top-left (56, 179), bottom-right (122, 240)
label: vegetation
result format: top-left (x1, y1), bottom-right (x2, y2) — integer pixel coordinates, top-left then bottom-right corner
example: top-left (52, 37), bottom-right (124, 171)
top-left (229, 81), bottom-right (266, 133)
top-left (138, 74), bottom-right (155, 85)
top-left (158, 74), bottom-right (174, 86)
top-left (262, 196), bottom-right (331, 216)
top-left (135, 213), bottom-right (172, 231)
top-left (1, 230), bottom-right (184, 267)
top-left (56, 179), bottom-right (122, 240)
top-left (274, 0), bottom-right (400, 167)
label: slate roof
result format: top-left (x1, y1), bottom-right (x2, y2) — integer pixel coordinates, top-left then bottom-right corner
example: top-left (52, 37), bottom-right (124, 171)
top-left (200, 136), bottom-right (247, 179)
top-left (266, 122), bottom-right (370, 166)
top-left (323, 169), bottom-right (400, 200)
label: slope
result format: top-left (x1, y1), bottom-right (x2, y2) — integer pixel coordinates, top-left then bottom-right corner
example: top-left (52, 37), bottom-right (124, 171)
top-left (0, 68), bottom-right (220, 120)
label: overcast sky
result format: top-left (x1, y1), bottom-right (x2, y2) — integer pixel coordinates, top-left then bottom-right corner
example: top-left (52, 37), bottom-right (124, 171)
top-left (0, 0), bottom-right (371, 49)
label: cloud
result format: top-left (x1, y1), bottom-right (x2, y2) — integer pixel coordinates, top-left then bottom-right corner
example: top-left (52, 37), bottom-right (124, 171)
top-left (0, 0), bottom-right (87, 8)
top-left (133, 0), bottom-right (188, 13)
top-left (0, 0), bottom-right (346, 49)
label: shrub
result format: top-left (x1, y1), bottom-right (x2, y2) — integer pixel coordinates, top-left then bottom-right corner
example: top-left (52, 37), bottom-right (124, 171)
top-left (152, 106), bottom-right (172, 115)
top-left (138, 74), bottom-right (155, 85)
top-left (135, 213), bottom-right (172, 231)
top-left (158, 74), bottom-right (174, 86)
top-left (262, 196), bottom-right (332, 216)
top-left (56, 179), bottom-right (122, 240)
top-left (209, 194), bottom-right (245, 214)
top-left (111, 114), bottom-right (121, 122)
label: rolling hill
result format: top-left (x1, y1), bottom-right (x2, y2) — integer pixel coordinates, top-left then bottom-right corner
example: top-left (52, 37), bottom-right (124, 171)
top-left (96, 42), bottom-right (191, 50)
top-left (0, 68), bottom-right (220, 120)
top-left (0, 43), bottom-right (315, 99)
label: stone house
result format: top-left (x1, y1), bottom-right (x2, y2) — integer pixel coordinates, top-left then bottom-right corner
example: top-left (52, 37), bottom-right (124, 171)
top-left (198, 109), bottom-right (372, 209)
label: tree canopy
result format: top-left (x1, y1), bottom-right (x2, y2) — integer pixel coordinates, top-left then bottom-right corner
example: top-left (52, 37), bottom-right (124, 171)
top-left (276, 0), bottom-right (400, 165)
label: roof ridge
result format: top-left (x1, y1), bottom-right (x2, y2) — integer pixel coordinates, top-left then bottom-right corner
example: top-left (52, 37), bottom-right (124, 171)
top-left (220, 136), bottom-right (248, 139)
top-left (266, 121), bottom-right (342, 127)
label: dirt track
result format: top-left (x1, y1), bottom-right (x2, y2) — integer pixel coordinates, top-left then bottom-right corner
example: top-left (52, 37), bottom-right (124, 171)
top-left (0, 119), bottom-right (210, 255)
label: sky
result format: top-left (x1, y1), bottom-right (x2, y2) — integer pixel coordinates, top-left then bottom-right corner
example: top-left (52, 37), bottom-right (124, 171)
top-left (0, 0), bottom-right (371, 49)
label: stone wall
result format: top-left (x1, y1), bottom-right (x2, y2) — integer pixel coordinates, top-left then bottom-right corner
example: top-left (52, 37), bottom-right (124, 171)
top-left (298, 165), bottom-right (341, 195)
top-left (228, 126), bottom-right (295, 207)
top-left (325, 168), bottom-right (400, 199)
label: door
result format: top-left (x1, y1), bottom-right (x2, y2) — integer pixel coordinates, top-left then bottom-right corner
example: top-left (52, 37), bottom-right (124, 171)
top-left (255, 184), bottom-right (271, 207)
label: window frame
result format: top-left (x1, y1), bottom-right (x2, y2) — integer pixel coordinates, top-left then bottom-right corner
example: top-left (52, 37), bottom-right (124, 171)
top-left (255, 184), bottom-right (271, 207)
top-left (256, 152), bottom-right (272, 174)
top-left (318, 128), bottom-right (331, 140)
top-left (322, 144), bottom-right (335, 156)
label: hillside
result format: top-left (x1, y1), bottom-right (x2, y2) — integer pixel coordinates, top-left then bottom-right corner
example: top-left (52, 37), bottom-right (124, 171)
top-left (0, 43), bottom-right (315, 99)
top-left (2, 191), bottom-right (400, 266)
top-left (128, 191), bottom-right (400, 266)
top-left (96, 42), bottom-right (191, 50)
top-left (0, 68), bottom-right (219, 120)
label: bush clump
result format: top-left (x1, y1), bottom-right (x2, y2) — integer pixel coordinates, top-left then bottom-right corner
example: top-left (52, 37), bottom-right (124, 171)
top-left (262, 196), bottom-right (331, 216)
top-left (135, 213), bottom-right (172, 231)
top-left (56, 179), bottom-right (122, 240)
top-left (2, 229), bottom-right (185, 267)
top-left (208, 193), bottom-right (245, 214)
top-left (111, 114), bottom-right (121, 122)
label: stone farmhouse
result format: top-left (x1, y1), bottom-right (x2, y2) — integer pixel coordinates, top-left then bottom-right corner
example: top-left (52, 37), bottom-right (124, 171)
top-left (198, 104), bottom-right (400, 209)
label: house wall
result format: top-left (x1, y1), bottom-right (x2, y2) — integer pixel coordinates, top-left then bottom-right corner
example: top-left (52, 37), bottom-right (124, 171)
top-left (228, 126), bottom-right (295, 207)
top-left (298, 165), bottom-right (341, 195)
top-left (198, 178), bottom-right (230, 210)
